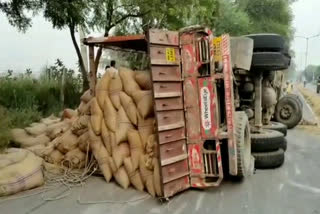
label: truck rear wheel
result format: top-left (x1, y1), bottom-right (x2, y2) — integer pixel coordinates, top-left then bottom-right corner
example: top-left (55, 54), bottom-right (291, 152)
top-left (253, 149), bottom-right (285, 169)
top-left (251, 129), bottom-right (286, 152)
top-left (274, 95), bottom-right (302, 129)
top-left (263, 121), bottom-right (287, 136)
top-left (234, 111), bottom-right (253, 178)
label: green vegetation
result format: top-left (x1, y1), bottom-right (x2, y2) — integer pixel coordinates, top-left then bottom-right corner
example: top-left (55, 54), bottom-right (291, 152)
top-left (0, 60), bottom-right (81, 149)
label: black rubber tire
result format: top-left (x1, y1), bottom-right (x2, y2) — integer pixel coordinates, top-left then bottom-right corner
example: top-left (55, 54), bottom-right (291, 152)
top-left (282, 138), bottom-right (287, 151)
top-left (253, 149), bottom-right (285, 169)
top-left (274, 95), bottom-right (302, 129)
top-left (234, 111), bottom-right (252, 178)
top-left (246, 34), bottom-right (288, 54)
top-left (251, 129), bottom-right (285, 152)
top-left (263, 121), bottom-right (287, 136)
top-left (251, 52), bottom-right (291, 71)
top-left (286, 94), bottom-right (303, 108)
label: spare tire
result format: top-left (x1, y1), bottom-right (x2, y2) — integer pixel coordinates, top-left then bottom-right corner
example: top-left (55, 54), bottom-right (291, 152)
top-left (251, 129), bottom-right (285, 152)
top-left (246, 34), bottom-right (289, 54)
top-left (251, 52), bottom-right (291, 71)
top-left (274, 95), bottom-right (302, 129)
top-left (263, 121), bottom-right (287, 136)
top-left (253, 149), bottom-right (285, 169)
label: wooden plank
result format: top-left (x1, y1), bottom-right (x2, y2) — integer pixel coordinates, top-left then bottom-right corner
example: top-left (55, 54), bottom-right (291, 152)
top-left (158, 128), bottom-right (186, 145)
top-left (156, 110), bottom-right (185, 131)
top-left (89, 45), bottom-right (96, 96)
top-left (155, 97), bottom-right (183, 111)
top-left (163, 176), bottom-right (190, 198)
top-left (150, 46), bottom-right (180, 65)
top-left (149, 29), bottom-right (179, 46)
top-left (153, 82), bottom-right (182, 98)
top-left (151, 66), bottom-right (182, 82)
top-left (160, 140), bottom-right (187, 164)
top-left (161, 159), bottom-right (189, 184)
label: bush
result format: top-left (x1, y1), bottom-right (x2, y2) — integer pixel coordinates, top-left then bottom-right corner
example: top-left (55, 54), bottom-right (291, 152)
top-left (0, 107), bottom-right (11, 151)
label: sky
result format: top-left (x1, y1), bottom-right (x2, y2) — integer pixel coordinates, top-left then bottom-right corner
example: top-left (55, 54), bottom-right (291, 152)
top-left (0, 0), bottom-right (320, 75)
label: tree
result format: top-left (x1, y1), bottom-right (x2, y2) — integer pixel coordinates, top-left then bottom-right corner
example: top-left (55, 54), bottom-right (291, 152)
top-left (0, 0), bottom-right (42, 32)
top-left (41, 0), bottom-right (89, 91)
top-left (236, 0), bottom-right (295, 39)
top-left (88, 0), bottom-right (146, 72)
top-left (1, 0), bottom-right (89, 91)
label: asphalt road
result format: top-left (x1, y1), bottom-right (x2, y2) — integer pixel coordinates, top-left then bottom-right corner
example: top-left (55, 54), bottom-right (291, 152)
top-left (1, 94), bottom-right (320, 214)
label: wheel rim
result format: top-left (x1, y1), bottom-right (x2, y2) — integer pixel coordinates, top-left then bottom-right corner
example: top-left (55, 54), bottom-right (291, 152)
top-left (280, 104), bottom-right (293, 119)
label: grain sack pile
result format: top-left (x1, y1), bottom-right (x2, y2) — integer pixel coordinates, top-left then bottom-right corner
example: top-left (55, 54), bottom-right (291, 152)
top-left (8, 67), bottom-right (161, 197)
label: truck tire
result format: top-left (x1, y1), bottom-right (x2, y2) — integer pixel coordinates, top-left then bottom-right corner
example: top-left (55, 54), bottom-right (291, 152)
top-left (251, 129), bottom-right (285, 152)
top-left (234, 111), bottom-right (252, 178)
top-left (286, 94), bottom-right (303, 108)
top-left (253, 149), bottom-right (285, 169)
top-left (274, 96), bottom-right (302, 129)
top-left (251, 52), bottom-right (291, 71)
top-left (246, 34), bottom-right (288, 54)
top-left (263, 121), bottom-right (287, 136)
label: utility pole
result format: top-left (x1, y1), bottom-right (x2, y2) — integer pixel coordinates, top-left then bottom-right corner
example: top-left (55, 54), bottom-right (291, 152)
top-left (296, 34), bottom-right (320, 82)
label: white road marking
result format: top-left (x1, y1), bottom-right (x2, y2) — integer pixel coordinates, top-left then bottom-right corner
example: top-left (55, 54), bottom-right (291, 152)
top-left (294, 164), bottom-right (301, 175)
top-left (195, 193), bottom-right (205, 211)
top-left (288, 180), bottom-right (320, 194)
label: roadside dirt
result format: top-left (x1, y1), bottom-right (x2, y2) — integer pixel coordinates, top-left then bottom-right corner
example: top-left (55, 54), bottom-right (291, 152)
top-left (298, 85), bottom-right (320, 118)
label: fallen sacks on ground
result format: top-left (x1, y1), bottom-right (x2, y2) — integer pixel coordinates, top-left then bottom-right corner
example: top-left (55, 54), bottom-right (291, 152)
top-left (11, 129), bottom-right (50, 147)
top-left (115, 107), bottom-right (134, 144)
top-left (80, 89), bottom-right (93, 103)
top-left (56, 130), bottom-right (78, 154)
top-left (90, 98), bottom-right (103, 135)
top-left (64, 148), bottom-right (86, 169)
top-left (25, 123), bottom-right (47, 136)
top-left (0, 148), bottom-right (44, 197)
top-left (119, 91), bottom-right (138, 125)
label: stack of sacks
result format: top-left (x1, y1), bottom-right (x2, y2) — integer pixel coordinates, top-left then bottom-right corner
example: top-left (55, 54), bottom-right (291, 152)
top-left (9, 67), bottom-right (162, 197)
top-left (87, 67), bottom-right (162, 197)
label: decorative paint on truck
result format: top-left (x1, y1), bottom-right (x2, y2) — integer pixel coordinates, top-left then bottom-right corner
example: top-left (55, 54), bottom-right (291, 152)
top-left (198, 77), bottom-right (217, 139)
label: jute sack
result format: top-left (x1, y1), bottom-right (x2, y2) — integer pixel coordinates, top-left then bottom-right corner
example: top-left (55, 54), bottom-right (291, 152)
top-left (56, 130), bottom-right (78, 154)
top-left (25, 144), bottom-right (47, 158)
top-left (0, 148), bottom-right (28, 169)
top-left (89, 125), bottom-right (112, 182)
top-left (128, 129), bottom-right (143, 171)
top-left (11, 129), bottom-right (50, 147)
top-left (115, 107), bottom-right (134, 144)
top-left (78, 132), bottom-right (89, 153)
top-left (109, 73), bottom-right (123, 110)
top-left (81, 89), bottom-right (92, 103)
top-left (40, 115), bottom-right (60, 126)
top-left (103, 95), bottom-right (117, 132)
top-left (119, 67), bottom-right (140, 96)
top-left (78, 100), bottom-right (92, 115)
top-left (46, 121), bottom-right (72, 140)
top-left (124, 157), bottom-right (144, 191)
top-left (64, 148), bottom-right (86, 169)
top-left (138, 117), bottom-right (155, 150)
top-left (71, 115), bottom-right (90, 135)
top-left (0, 149), bottom-right (44, 197)
top-left (46, 149), bottom-right (64, 165)
top-left (146, 134), bottom-right (158, 161)
top-left (135, 70), bottom-right (152, 90)
top-left (90, 98), bottom-right (103, 135)
top-left (153, 158), bottom-right (162, 196)
top-left (139, 155), bottom-right (155, 197)
top-left (119, 92), bottom-right (138, 125)
top-left (108, 157), bottom-right (130, 189)
top-left (63, 108), bottom-right (78, 119)
top-left (101, 121), bottom-right (112, 154)
top-left (96, 72), bottom-right (112, 109)
top-left (25, 123), bottom-right (47, 136)
top-left (132, 90), bottom-right (153, 119)
top-left (112, 142), bottom-right (130, 169)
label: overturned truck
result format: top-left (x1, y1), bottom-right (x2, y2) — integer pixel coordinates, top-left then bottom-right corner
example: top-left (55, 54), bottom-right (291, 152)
top-left (84, 27), bottom-right (254, 199)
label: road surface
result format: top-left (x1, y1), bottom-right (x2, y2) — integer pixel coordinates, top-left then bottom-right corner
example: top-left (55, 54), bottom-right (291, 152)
top-left (1, 93), bottom-right (320, 214)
